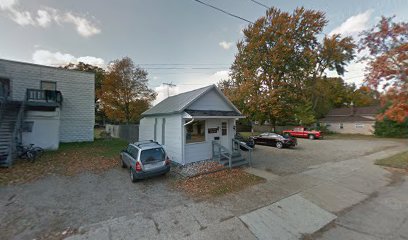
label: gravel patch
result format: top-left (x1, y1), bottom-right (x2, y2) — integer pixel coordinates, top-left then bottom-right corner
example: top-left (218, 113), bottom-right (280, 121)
top-left (0, 168), bottom-right (191, 240)
top-left (251, 138), bottom-right (405, 176)
top-left (172, 160), bottom-right (225, 178)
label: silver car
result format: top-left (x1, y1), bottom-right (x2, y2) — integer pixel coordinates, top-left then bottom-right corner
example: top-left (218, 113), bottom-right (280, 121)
top-left (120, 140), bottom-right (171, 182)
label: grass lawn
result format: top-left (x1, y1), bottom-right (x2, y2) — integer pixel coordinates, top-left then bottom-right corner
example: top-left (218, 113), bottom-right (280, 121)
top-left (239, 132), bottom-right (261, 139)
top-left (0, 138), bottom-right (128, 185)
top-left (175, 168), bottom-right (265, 199)
top-left (376, 151), bottom-right (408, 170)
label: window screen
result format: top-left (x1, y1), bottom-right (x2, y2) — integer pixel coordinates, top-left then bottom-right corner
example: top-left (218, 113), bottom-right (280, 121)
top-left (221, 122), bottom-right (227, 136)
top-left (41, 81), bottom-right (56, 91)
top-left (186, 120), bottom-right (205, 143)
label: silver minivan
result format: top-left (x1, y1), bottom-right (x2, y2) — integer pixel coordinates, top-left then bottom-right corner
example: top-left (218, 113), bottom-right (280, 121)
top-left (120, 140), bottom-right (170, 182)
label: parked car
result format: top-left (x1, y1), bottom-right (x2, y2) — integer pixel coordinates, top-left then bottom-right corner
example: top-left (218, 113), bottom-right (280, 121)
top-left (250, 132), bottom-right (297, 149)
top-left (234, 133), bottom-right (255, 150)
top-left (282, 127), bottom-right (322, 140)
top-left (120, 140), bottom-right (171, 182)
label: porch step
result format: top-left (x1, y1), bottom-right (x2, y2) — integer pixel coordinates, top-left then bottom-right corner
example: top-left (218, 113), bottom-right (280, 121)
top-left (219, 155), bottom-right (249, 168)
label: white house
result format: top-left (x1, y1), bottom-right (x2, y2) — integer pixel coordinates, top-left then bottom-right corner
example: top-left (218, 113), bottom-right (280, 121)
top-left (139, 85), bottom-right (245, 165)
top-left (320, 106), bottom-right (380, 135)
top-left (0, 59), bottom-right (95, 166)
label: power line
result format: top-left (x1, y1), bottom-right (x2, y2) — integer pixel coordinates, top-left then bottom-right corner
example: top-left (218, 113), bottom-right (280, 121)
top-left (249, 0), bottom-right (269, 9)
top-left (191, 0), bottom-right (254, 24)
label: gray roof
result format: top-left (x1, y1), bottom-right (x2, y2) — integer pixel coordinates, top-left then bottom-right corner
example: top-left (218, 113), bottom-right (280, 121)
top-left (320, 115), bottom-right (375, 123)
top-left (142, 85), bottom-right (242, 116)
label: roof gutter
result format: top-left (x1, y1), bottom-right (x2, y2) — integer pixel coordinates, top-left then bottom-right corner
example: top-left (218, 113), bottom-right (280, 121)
top-left (183, 118), bottom-right (195, 126)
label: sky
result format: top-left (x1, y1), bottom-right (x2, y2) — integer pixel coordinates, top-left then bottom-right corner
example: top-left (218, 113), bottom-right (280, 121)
top-left (1, 0), bottom-right (407, 104)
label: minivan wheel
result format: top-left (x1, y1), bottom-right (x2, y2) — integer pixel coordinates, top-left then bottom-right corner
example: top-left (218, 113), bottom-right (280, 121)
top-left (308, 134), bottom-right (315, 140)
top-left (276, 142), bottom-right (283, 149)
top-left (130, 168), bottom-right (137, 183)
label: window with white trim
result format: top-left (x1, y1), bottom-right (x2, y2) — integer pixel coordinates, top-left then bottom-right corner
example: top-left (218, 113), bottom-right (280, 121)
top-left (185, 120), bottom-right (205, 143)
top-left (355, 123), bottom-right (364, 128)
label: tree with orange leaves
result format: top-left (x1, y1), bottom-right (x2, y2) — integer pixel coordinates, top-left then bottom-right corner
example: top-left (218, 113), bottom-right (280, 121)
top-left (359, 16), bottom-right (408, 123)
top-left (225, 7), bottom-right (355, 127)
top-left (98, 57), bottom-right (156, 124)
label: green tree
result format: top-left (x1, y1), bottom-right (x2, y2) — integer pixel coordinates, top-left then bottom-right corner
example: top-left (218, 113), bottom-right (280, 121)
top-left (225, 7), bottom-right (355, 127)
top-left (352, 85), bottom-right (380, 107)
top-left (98, 57), bottom-right (156, 124)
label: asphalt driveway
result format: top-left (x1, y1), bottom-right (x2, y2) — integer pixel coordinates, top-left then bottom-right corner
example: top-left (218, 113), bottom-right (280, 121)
top-left (250, 137), bottom-right (404, 175)
top-left (0, 168), bottom-right (191, 240)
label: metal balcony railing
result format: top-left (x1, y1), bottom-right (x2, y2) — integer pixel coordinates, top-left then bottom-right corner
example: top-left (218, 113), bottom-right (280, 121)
top-left (26, 89), bottom-right (63, 104)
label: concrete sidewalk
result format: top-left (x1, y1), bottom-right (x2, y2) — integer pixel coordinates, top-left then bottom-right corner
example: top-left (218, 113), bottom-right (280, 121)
top-left (66, 145), bottom-right (407, 240)
top-left (318, 175), bottom-right (408, 240)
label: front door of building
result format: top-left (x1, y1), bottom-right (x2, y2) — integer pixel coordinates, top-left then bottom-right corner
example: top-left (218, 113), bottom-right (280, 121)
top-left (220, 121), bottom-right (229, 149)
top-left (0, 78), bottom-right (10, 100)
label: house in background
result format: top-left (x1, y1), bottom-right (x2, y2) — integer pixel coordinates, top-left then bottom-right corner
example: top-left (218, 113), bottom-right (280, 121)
top-left (139, 85), bottom-right (248, 166)
top-left (320, 106), bottom-right (380, 135)
top-left (0, 59), bottom-right (95, 166)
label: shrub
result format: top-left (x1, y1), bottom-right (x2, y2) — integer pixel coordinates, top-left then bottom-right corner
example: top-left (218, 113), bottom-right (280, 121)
top-left (374, 117), bottom-right (408, 138)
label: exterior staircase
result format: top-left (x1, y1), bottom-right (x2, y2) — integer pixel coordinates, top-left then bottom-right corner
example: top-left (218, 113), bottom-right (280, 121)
top-left (219, 151), bottom-right (249, 168)
top-left (0, 101), bottom-right (23, 167)
top-left (212, 139), bottom-right (252, 168)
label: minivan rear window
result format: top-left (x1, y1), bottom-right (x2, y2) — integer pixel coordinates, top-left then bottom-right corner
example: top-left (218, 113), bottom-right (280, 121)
top-left (140, 148), bottom-right (165, 163)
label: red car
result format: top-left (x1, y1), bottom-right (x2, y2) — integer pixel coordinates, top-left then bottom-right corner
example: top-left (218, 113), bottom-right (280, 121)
top-left (282, 127), bottom-right (322, 140)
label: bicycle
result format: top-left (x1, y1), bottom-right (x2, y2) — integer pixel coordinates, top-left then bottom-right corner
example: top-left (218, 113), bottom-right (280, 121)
top-left (16, 144), bottom-right (44, 162)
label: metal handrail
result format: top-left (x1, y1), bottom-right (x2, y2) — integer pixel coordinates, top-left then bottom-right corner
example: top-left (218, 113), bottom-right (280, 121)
top-left (232, 138), bottom-right (253, 167)
top-left (26, 89), bottom-right (63, 104)
top-left (212, 140), bottom-right (232, 169)
top-left (6, 100), bottom-right (25, 166)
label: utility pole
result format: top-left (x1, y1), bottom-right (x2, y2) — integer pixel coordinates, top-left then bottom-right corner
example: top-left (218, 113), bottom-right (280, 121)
top-left (163, 82), bottom-right (176, 98)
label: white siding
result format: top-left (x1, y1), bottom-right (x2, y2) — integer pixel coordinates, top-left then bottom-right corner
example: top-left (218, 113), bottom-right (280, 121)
top-left (188, 89), bottom-right (234, 111)
top-left (0, 60), bottom-right (94, 143)
top-left (139, 114), bottom-right (183, 164)
top-left (22, 110), bottom-right (60, 150)
top-left (185, 142), bottom-right (212, 164)
top-left (324, 122), bottom-right (375, 135)
top-left (184, 118), bottom-right (236, 164)
top-left (139, 117), bottom-right (155, 141)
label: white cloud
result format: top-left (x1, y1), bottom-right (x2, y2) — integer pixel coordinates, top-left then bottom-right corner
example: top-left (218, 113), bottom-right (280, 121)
top-left (329, 10), bottom-right (373, 36)
top-left (63, 12), bottom-right (101, 37)
top-left (153, 84), bottom-right (181, 105)
top-left (0, 0), bottom-right (16, 10)
top-left (77, 56), bottom-right (105, 67)
top-left (152, 70), bottom-right (230, 105)
top-left (9, 8), bottom-right (35, 25)
top-left (36, 9), bottom-right (51, 27)
top-left (326, 50), bottom-right (369, 87)
top-left (0, 0), bottom-right (100, 37)
top-left (219, 41), bottom-right (234, 50)
top-left (32, 49), bottom-right (105, 68)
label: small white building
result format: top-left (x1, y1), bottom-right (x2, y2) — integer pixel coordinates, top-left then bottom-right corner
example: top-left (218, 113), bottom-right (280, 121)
top-left (0, 59), bottom-right (95, 166)
top-left (139, 85), bottom-right (244, 165)
top-left (320, 106), bottom-right (380, 135)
